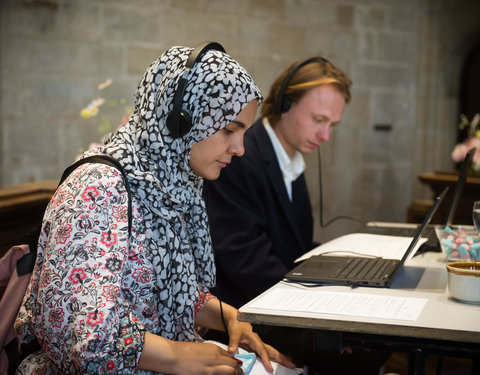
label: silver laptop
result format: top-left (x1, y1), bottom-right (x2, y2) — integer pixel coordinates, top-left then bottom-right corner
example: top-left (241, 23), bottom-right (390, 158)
top-left (284, 187), bottom-right (448, 288)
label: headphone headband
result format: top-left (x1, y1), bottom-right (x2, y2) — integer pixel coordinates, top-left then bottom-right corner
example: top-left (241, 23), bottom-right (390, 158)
top-left (185, 41), bottom-right (225, 68)
top-left (167, 41), bottom-right (226, 138)
top-left (275, 56), bottom-right (329, 113)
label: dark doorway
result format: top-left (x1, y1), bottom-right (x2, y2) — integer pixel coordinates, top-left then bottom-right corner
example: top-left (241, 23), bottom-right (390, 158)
top-left (458, 43), bottom-right (480, 142)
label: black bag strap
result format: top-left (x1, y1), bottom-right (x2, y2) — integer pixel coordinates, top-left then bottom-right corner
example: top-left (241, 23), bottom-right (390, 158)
top-left (58, 155), bottom-right (133, 236)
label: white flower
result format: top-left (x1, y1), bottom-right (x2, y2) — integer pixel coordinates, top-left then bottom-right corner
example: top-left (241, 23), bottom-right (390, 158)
top-left (97, 79), bottom-right (113, 90)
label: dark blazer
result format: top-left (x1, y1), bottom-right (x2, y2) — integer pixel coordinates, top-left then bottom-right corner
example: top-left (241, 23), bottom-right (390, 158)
top-left (205, 118), bottom-right (314, 308)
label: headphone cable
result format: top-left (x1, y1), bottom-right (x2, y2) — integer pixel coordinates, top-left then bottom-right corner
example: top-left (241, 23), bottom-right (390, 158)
top-left (317, 148), bottom-right (364, 228)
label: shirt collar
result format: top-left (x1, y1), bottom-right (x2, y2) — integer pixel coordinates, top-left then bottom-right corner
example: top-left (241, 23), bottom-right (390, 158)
top-left (262, 117), bottom-right (305, 182)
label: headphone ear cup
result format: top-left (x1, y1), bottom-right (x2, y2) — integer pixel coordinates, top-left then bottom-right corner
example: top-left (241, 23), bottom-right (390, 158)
top-left (166, 110), bottom-right (192, 138)
top-left (167, 42), bottom-right (225, 138)
top-left (281, 97), bottom-right (292, 113)
top-left (166, 113), bottom-right (175, 136)
top-left (176, 111), bottom-right (192, 138)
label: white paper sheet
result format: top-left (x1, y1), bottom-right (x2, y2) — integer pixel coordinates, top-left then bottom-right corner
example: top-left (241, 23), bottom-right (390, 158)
top-left (295, 233), bottom-right (428, 263)
top-left (248, 287), bottom-right (428, 321)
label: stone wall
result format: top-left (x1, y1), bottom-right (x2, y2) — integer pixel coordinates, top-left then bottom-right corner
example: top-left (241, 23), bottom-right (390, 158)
top-left (1, 0), bottom-right (480, 242)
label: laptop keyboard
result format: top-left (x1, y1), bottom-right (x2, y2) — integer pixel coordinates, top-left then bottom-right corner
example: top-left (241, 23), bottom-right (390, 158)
top-left (331, 257), bottom-right (398, 280)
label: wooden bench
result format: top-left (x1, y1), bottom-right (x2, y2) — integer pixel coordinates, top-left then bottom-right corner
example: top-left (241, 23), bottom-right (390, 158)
top-left (407, 172), bottom-right (480, 224)
top-left (0, 180), bottom-right (57, 257)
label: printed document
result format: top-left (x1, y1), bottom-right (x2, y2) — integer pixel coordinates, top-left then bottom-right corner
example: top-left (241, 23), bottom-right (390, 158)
top-left (295, 233), bottom-right (428, 263)
top-left (248, 287), bottom-right (427, 321)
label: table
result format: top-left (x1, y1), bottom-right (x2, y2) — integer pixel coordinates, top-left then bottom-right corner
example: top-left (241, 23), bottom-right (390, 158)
top-left (238, 240), bottom-right (480, 375)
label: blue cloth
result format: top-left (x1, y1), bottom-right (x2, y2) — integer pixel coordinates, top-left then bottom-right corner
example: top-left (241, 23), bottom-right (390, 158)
top-left (235, 352), bottom-right (257, 375)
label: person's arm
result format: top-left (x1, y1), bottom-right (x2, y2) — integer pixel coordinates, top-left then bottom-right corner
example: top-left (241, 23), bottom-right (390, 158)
top-left (49, 165), bottom-right (147, 371)
top-left (138, 332), bottom-right (243, 374)
top-left (21, 165), bottom-right (242, 374)
top-left (14, 164), bottom-right (151, 373)
top-left (137, 293), bottom-right (245, 373)
top-left (194, 297), bottom-right (296, 372)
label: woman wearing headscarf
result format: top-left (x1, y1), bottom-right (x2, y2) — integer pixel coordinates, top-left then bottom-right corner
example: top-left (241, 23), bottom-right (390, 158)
top-left (14, 44), bottom-right (295, 374)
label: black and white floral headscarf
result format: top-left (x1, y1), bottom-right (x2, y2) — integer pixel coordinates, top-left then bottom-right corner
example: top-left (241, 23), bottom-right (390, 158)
top-left (99, 45), bottom-right (262, 340)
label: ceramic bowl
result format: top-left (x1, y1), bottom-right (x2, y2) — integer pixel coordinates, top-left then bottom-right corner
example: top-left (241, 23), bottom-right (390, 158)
top-left (446, 261), bottom-right (480, 303)
top-left (434, 225), bottom-right (480, 261)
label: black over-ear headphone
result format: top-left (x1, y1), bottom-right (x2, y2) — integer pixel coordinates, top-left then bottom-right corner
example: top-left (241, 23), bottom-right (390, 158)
top-left (275, 56), bottom-right (329, 113)
top-left (166, 41), bottom-right (226, 138)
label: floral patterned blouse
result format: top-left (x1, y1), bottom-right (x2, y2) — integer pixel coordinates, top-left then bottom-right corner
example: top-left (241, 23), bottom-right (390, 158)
top-left (14, 163), bottom-right (213, 374)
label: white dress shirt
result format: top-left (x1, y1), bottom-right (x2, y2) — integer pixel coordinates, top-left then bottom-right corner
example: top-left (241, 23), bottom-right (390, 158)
top-left (262, 117), bottom-right (305, 201)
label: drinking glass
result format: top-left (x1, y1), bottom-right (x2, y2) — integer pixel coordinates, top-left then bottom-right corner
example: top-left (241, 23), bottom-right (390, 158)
top-left (473, 201), bottom-right (480, 233)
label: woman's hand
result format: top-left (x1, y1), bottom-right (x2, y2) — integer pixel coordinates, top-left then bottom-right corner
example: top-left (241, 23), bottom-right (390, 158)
top-left (195, 297), bottom-right (296, 372)
top-left (139, 333), bottom-right (243, 374)
top-left (226, 319), bottom-right (296, 372)
top-left (170, 341), bottom-right (243, 375)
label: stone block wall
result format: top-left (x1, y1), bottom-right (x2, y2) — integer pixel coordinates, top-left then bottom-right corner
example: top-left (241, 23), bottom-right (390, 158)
top-left (1, 0), bottom-right (480, 243)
